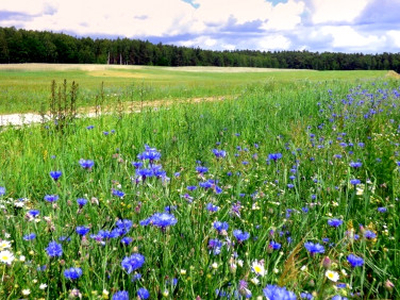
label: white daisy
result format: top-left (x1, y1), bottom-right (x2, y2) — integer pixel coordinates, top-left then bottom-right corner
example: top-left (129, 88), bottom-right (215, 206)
top-left (0, 240), bottom-right (11, 251)
top-left (325, 270), bottom-right (340, 282)
top-left (251, 260), bottom-right (266, 277)
top-left (0, 250), bottom-right (15, 265)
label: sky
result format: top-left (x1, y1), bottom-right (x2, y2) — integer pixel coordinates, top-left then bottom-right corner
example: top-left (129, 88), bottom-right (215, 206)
top-left (0, 0), bottom-right (399, 54)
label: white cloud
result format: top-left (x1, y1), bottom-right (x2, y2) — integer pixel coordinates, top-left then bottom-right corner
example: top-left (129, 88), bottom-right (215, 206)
top-left (311, 0), bottom-right (370, 24)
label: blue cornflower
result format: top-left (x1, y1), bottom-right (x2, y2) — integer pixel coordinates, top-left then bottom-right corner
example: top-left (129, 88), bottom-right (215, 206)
top-left (86, 125), bottom-right (94, 130)
top-left (121, 253), bottom-right (145, 274)
top-left (212, 149), bottom-right (227, 158)
top-left (137, 287), bottom-right (150, 299)
top-left (332, 296), bottom-right (348, 300)
top-left (328, 218), bottom-right (343, 228)
top-left (121, 237), bottom-right (133, 245)
top-left (76, 226), bottom-right (90, 236)
top-left (268, 153), bottom-right (282, 161)
top-left (233, 229), bottom-right (250, 243)
top-left (213, 221), bottom-right (229, 232)
top-left (0, 186), bottom-right (5, 196)
top-left (64, 267), bottom-right (83, 280)
top-left (149, 212), bottom-right (177, 229)
top-left (112, 291), bottom-right (129, 300)
top-left (349, 161), bottom-right (362, 168)
top-left (304, 242), bottom-right (325, 255)
top-left (131, 273), bottom-right (142, 282)
top-left (263, 284), bottom-right (296, 300)
top-left (45, 241), bottom-right (63, 257)
top-left (377, 207), bottom-right (387, 213)
top-left (350, 179), bottom-right (361, 185)
top-left (23, 233), bottom-right (36, 241)
top-left (206, 203), bottom-right (219, 212)
top-left (300, 292), bottom-right (314, 299)
top-left (364, 230), bottom-right (376, 239)
top-left (187, 185), bottom-right (197, 191)
top-left (44, 194), bottom-right (59, 203)
top-left (49, 171), bottom-right (62, 181)
top-left (287, 184), bottom-right (295, 189)
top-left (79, 159), bottom-right (94, 169)
top-left (116, 219), bottom-right (133, 232)
top-left (112, 189), bottom-right (125, 198)
top-left (208, 238), bottom-right (223, 255)
top-left (77, 198), bottom-right (88, 207)
top-left (28, 209), bottom-right (40, 217)
top-left (347, 254), bottom-right (364, 267)
top-left (269, 241), bottom-right (282, 250)
top-left (137, 145), bottom-right (161, 162)
top-left (196, 166), bottom-right (208, 174)
top-left (131, 161), bottom-right (143, 168)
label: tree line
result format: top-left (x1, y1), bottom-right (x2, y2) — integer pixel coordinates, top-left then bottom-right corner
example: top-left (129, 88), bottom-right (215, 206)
top-left (1, 27), bottom-right (399, 72)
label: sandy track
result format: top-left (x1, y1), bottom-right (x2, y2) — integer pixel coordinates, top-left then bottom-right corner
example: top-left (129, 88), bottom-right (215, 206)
top-left (0, 96), bottom-right (228, 126)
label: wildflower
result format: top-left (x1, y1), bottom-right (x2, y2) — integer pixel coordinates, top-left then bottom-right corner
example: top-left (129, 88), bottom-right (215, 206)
top-left (349, 162), bottom-right (362, 168)
top-left (112, 189), bottom-right (125, 198)
top-left (44, 194), bottom-right (59, 203)
top-left (64, 267), bottom-right (83, 280)
top-left (39, 283), bottom-right (47, 290)
top-left (238, 280), bottom-right (252, 298)
top-left (350, 179), bottom-right (361, 186)
top-left (79, 159), bottom-right (94, 169)
top-left (22, 289), bottom-right (31, 296)
top-left (112, 291), bottom-right (129, 300)
top-left (269, 241), bottom-right (281, 250)
top-left (206, 203), bottom-right (219, 212)
top-left (76, 226), bottom-right (90, 236)
top-left (196, 166), bottom-right (208, 174)
top-left (27, 209), bottom-right (40, 218)
top-left (250, 277), bottom-right (260, 285)
top-left (45, 241), bottom-right (63, 258)
top-left (77, 198), bottom-right (87, 207)
top-left (364, 230), bottom-right (377, 239)
top-left (268, 153), bottom-right (282, 161)
top-left (377, 207), bottom-right (387, 213)
top-left (304, 242), bottom-right (325, 255)
top-left (0, 250), bottom-right (15, 264)
top-left (263, 284), bottom-right (296, 300)
top-left (208, 238), bottom-right (223, 255)
top-left (251, 260), bottom-right (266, 276)
top-left (49, 171), bottom-right (62, 181)
top-left (137, 287), bottom-right (150, 299)
top-left (214, 221), bottom-right (229, 233)
top-left (0, 186), bottom-right (5, 196)
top-left (137, 145), bottom-right (161, 163)
top-left (121, 253), bottom-right (145, 274)
top-left (233, 229), bottom-right (250, 243)
top-left (300, 292), bottom-right (313, 299)
top-left (23, 233), bottom-right (36, 241)
top-left (325, 270), bottom-right (339, 282)
top-left (149, 212), bottom-right (177, 229)
top-left (347, 254), bottom-right (364, 267)
top-left (332, 296), bottom-right (348, 300)
top-left (212, 149), bottom-right (227, 158)
top-left (328, 218), bottom-right (343, 228)
top-left (0, 240), bottom-right (11, 250)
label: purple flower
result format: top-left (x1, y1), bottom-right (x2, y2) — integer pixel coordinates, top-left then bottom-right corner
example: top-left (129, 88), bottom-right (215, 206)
top-left (137, 287), bottom-right (150, 299)
top-left (269, 241), bottom-right (282, 250)
top-left (208, 238), bottom-right (223, 255)
top-left (304, 242), bottom-right (325, 255)
top-left (347, 254), bottom-right (364, 267)
top-left (28, 209), bottom-right (40, 217)
top-left (45, 241), bottom-right (63, 257)
top-left (79, 159), bottom-right (94, 169)
top-left (44, 194), bottom-right (59, 203)
top-left (121, 253), bottom-right (145, 274)
top-left (213, 221), bottom-right (229, 232)
top-left (112, 189), bottom-right (125, 198)
top-left (233, 229), bottom-right (250, 243)
top-left (263, 284), bottom-right (296, 300)
top-left (49, 171), bottom-right (62, 181)
top-left (377, 207), bottom-right (387, 213)
top-left (64, 267), bottom-right (83, 280)
top-left (0, 186), bottom-right (5, 196)
top-left (196, 166), bottom-right (208, 174)
top-left (350, 179), bottom-right (361, 185)
top-left (349, 162), bottom-right (362, 168)
top-left (112, 291), bottom-right (129, 300)
top-left (328, 218), bottom-right (343, 228)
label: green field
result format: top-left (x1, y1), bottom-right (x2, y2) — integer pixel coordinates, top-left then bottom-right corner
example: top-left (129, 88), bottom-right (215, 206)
top-left (0, 65), bottom-right (399, 299)
top-left (0, 64), bottom-right (392, 114)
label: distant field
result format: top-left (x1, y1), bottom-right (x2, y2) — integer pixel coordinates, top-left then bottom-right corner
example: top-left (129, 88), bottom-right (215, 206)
top-left (0, 63), bottom-right (395, 114)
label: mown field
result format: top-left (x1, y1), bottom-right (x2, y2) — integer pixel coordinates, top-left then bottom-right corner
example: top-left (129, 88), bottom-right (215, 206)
top-left (0, 65), bottom-right (399, 299)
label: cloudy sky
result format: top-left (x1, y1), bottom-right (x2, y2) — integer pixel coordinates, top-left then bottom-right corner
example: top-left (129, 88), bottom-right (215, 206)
top-left (0, 0), bottom-right (399, 53)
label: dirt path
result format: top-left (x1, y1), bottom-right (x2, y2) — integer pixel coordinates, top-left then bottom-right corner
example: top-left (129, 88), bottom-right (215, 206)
top-left (0, 96), bottom-right (229, 126)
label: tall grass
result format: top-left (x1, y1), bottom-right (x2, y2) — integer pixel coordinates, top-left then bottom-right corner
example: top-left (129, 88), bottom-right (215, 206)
top-left (0, 77), bottom-right (399, 299)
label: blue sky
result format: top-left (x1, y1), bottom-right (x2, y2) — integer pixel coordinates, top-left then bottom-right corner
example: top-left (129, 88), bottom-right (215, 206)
top-left (0, 0), bottom-right (399, 53)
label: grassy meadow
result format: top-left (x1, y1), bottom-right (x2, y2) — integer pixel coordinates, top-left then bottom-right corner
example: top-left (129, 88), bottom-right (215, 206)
top-left (0, 64), bottom-right (399, 299)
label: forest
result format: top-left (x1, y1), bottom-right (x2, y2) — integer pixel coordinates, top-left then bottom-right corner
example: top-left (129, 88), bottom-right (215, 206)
top-left (1, 26), bottom-right (399, 72)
